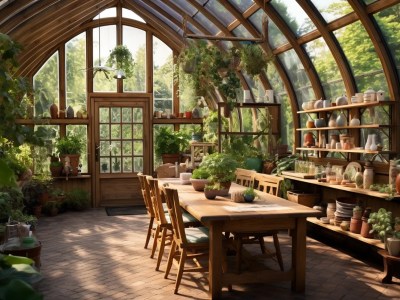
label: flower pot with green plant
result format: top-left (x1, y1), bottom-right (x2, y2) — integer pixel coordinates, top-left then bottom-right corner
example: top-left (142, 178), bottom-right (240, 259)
top-left (106, 45), bottom-right (135, 79)
top-left (204, 183), bottom-right (223, 200)
top-left (55, 134), bottom-right (84, 176)
top-left (49, 161), bottom-right (63, 177)
top-left (243, 186), bottom-right (257, 203)
top-left (239, 44), bottom-right (274, 78)
top-left (198, 152), bottom-right (238, 195)
top-left (154, 127), bottom-right (189, 164)
top-left (190, 167), bottom-right (211, 191)
top-left (368, 208), bottom-right (394, 243)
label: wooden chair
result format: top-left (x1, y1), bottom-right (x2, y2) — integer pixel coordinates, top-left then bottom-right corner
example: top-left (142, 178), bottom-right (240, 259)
top-left (234, 173), bottom-right (284, 272)
top-left (137, 173), bottom-right (155, 249)
top-left (235, 168), bottom-right (256, 187)
top-left (162, 187), bottom-right (210, 294)
top-left (155, 163), bottom-right (187, 178)
top-left (147, 178), bottom-right (200, 271)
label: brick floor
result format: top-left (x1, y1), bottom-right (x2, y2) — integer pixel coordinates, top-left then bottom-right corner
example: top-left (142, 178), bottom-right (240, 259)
top-left (34, 209), bottom-right (400, 299)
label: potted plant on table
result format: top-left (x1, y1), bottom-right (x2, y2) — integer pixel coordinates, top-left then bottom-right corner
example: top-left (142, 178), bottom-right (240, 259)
top-left (106, 45), bottom-right (135, 79)
top-left (243, 186), bottom-right (257, 203)
top-left (55, 134), bottom-right (84, 176)
top-left (154, 127), bottom-right (189, 164)
top-left (190, 167), bottom-right (210, 191)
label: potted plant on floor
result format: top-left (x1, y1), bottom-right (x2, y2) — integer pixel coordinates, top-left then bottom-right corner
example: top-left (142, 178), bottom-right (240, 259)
top-left (55, 134), bottom-right (84, 176)
top-left (154, 127), bottom-right (189, 164)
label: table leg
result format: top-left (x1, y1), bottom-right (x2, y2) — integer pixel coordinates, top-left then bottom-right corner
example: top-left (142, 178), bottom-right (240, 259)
top-left (209, 221), bottom-right (223, 299)
top-left (381, 257), bottom-right (393, 283)
top-left (291, 218), bottom-right (306, 292)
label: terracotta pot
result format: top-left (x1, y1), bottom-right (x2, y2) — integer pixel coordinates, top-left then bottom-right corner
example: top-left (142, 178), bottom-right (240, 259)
top-left (303, 132), bottom-right (315, 147)
top-left (396, 173), bottom-right (400, 194)
top-left (50, 103), bottom-right (58, 119)
top-left (360, 218), bottom-right (373, 238)
top-left (60, 154), bottom-right (80, 176)
top-left (161, 153), bottom-right (180, 165)
top-left (190, 179), bottom-right (209, 192)
top-left (204, 189), bottom-right (219, 200)
top-left (350, 217), bottom-right (362, 234)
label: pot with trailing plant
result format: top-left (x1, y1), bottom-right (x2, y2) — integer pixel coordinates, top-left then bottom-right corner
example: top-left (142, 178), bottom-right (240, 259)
top-left (198, 152), bottom-right (238, 195)
top-left (55, 133), bottom-right (84, 176)
top-left (106, 45), bottom-right (135, 79)
top-left (154, 127), bottom-right (189, 164)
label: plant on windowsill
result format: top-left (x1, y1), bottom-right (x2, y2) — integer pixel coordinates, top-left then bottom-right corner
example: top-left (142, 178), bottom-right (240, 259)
top-left (106, 45), bottom-right (135, 79)
top-left (154, 127), bottom-right (189, 164)
top-left (55, 134), bottom-right (84, 176)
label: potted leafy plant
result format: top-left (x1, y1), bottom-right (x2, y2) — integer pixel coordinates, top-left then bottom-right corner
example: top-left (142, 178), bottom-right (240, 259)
top-left (243, 186), bottom-right (257, 203)
top-left (239, 44), bottom-right (274, 77)
top-left (204, 183), bottom-right (223, 200)
top-left (65, 188), bottom-right (90, 211)
top-left (199, 152), bottom-right (238, 195)
top-left (190, 167), bottom-right (211, 191)
top-left (55, 134), bottom-right (84, 176)
top-left (106, 45), bottom-right (135, 79)
top-left (154, 127), bottom-right (189, 164)
top-left (368, 208), bottom-right (394, 242)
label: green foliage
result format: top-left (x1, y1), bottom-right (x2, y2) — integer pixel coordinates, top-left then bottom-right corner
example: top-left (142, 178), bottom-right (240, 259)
top-left (154, 127), bottom-right (189, 158)
top-left (202, 111), bottom-right (228, 144)
top-left (368, 208), bottom-right (393, 240)
top-left (65, 188), bottom-right (90, 211)
top-left (239, 44), bottom-right (273, 77)
top-left (199, 152), bottom-right (238, 183)
top-left (191, 167), bottom-right (211, 180)
top-left (204, 182), bottom-right (223, 191)
top-left (106, 45), bottom-right (135, 78)
top-left (272, 155), bottom-right (299, 175)
top-left (243, 187), bottom-right (257, 197)
top-left (55, 134), bottom-right (84, 155)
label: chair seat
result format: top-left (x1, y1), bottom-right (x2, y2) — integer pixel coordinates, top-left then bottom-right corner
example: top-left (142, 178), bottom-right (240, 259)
top-left (165, 211), bottom-right (199, 225)
top-left (185, 226), bottom-right (209, 244)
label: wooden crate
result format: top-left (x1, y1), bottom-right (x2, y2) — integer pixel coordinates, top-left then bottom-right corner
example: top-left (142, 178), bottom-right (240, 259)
top-left (287, 191), bottom-right (319, 207)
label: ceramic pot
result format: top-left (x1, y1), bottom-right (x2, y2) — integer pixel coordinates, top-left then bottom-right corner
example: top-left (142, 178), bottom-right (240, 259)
top-left (204, 190), bottom-right (219, 200)
top-left (303, 132), bottom-right (315, 147)
top-left (50, 103), bottom-right (58, 119)
top-left (396, 173), bottom-right (400, 194)
top-left (66, 106), bottom-right (74, 118)
top-left (315, 118), bottom-right (326, 128)
top-left (365, 134), bottom-right (372, 150)
top-left (336, 112), bottom-right (347, 127)
top-left (328, 114), bottom-right (337, 127)
top-left (376, 90), bottom-right (385, 101)
top-left (335, 96), bottom-right (348, 106)
top-left (363, 88), bottom-right (376, 102)
top-left (349, 117), bottom-right (360, 126)
top-left (340, 221), bottom-right (350, 231)
top-left (350, 217), bottom-right (362, 234)
top-left (360, 218), bottom-right (373, 238)
top-left (326, 203), bottom-right (336, 220)
top-left (386, 238), bottom-right (400, 257)
top-left (363, 165), bottom-right (374, 189)
top-left (389, 160), bottom-right (399, 190)
top-left (306, 119), bottom-right (315, 128)
top-left (243, 194), bottom-right (255, 203)
top-left (369, 134), bottom-right (377, 151)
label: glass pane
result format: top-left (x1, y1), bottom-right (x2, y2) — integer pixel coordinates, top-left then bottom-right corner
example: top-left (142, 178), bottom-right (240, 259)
top-left (122, 124), bottom-right (132, 139)
top-left (112, 157), bottom-right (121, 173)
top-left (133, 108), bottom-right (143, 122)
top-left (110, 124), bottom-right (121, 139)
top-left (99, 124), bottom-right (109, 139)
top-left (232, 25), bottom-right (253, 39)
top-left (93, 25), bottom-right (117, 92)
top-left (271, 0), bottom-right (316, 36)
top-left (229, 0), bottom-right (254, 14)
top-left (33, 125), bottom-right (59, 174)
top-left (374, 4), bottom-right (400, 86)
top-left (94, 8), bottom-right (116, 19)
top-left (66, 32), bottom-right (86, 116)
top-left (153, 37), bottom-right (173, 114)
top-left (134, 140), bottom-right (143, 155)
top-left (122, 107), bottom-right (132, 122)
top-left (110, 141), bottom-right (121, 156)
top-left (311, 0), bottom-right (354, 23)
top-left (99, 107), bottom-right (109, 123)
top-left (303, 37), bottom-right (345, 100)
top-left (122, 8), bottom-right (145, 22)
top-left (123, 157), bottom-right (133, 173)
top-left (111, 107), bottom-right (121, 123)
top-left (134, 157), bottom-right (143, 172)
top-left (123, 26), bottom-right (146, 92)
top-left (100, 158), bottom-right (110, 173)
top-left (66, 125), bottom-right (88, 173)
top-left (363, 0), bottom-right (377, 4)
top-left (123, 141), bottom-right (133, 155)
top-left (174, 0), bottom-right (197, 16)
top-left (99, 141), bottom-right (110, 156)
top-left (334, 21), bottom-right (388, 93)
top-left (194, 12), bottom-right (220, 35)
top-left (33, 52), bottom-right (59, 118)
top-left (204, 0), bottom-right (235, 27)
top-left (133, 124), bottom-right (143, 139)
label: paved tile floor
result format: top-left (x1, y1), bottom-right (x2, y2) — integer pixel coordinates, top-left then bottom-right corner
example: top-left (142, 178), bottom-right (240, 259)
top-left (34, 209), bottom-right (400, 299)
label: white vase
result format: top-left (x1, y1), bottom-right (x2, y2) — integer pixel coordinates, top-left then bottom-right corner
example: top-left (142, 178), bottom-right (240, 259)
top-left (369, 134), bottom-right (377, 151)
top-left (365, 134), bottom-right (372, 150)
top-left (336, 112), bottom-right (347, 127)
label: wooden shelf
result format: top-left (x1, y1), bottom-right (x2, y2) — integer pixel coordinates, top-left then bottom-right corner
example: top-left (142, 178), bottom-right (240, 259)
top-left (152, 118), bottom-right (203, 124)
top-left (297, 100), bottom-right (394, 114)
top-left (295, 147), bottom-right (391, 154)
top-left (307, 217), bottom-right (385, 249)
top-left (52, 174), bottom-right (91, 180)
top-left (15, 118), bottom-right (89, 125)
top-left (281, 174), bottom-right (399, 199)
top-left (296, 124), bottom-right (389, 131)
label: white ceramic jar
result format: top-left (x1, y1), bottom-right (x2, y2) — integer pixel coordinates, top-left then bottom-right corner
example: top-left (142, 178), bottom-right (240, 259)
top-left (363, 88), bottom-right (376, 102)
top-left (376, 90), bottom-right (385, 101)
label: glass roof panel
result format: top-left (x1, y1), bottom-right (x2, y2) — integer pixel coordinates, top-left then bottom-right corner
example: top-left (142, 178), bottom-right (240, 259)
top-left (174, 0), bottom-right (197, 16)
top-left (303, 37), bottom-right (345, 101)
top-left (140, 3), bottom-right (180, 33)
top-left (310, 0), bottom-right (354, 24)
top-left (204, 0), bottom-right (236, 27)
top-left (334, 20), bottom-right (389, 93)
top-left (363, 0), bottom-right (378, 4)
top-left (93, 8), bottom-right (116, 19)
top-left (122, 8), bottom-right (145, 22)
top-left (156, 1), bottom-right (183, 24)
top-left (270, 0), bottom-right (316, 36)
top-left (374, 4), bottom-right (400, 84)
top-left (194, 12), bottom-right (220, 35)
top-left (228, 0), bottom-right (254, 14)
top-left (279, 49), bottom-right (315, 110)
top-left (248, 9), bottom-right (287, 49)
top-left (232, 25), bottom-right (253, 39)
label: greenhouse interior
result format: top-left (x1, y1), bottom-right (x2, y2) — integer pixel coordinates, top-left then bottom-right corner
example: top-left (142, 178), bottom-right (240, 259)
top-left (0, 0), bottom-right (400, 299)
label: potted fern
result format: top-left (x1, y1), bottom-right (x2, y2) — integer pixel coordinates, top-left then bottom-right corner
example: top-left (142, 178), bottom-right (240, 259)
top-left (106, 45), bottom-right (135, 79)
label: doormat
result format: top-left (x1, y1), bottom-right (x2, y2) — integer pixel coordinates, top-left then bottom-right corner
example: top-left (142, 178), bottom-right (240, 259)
top-left (105, 206), bottom-right (147, 216)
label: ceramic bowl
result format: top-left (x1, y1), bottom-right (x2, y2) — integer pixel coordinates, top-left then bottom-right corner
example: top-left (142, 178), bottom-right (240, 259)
top-left (315, 118), bottom-right (326, 128)
top-left (320, 217), bottom-right (330, 224)
top-left (336, 96), bottom-right (348, 106)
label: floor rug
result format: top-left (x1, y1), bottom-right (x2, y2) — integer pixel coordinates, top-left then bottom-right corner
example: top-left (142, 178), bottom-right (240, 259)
top-left (105, 206), bottom-right (147, 216)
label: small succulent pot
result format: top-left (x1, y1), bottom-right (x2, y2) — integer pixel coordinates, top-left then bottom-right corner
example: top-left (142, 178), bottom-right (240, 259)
top-left (243, 194), bottom-right (255, 203)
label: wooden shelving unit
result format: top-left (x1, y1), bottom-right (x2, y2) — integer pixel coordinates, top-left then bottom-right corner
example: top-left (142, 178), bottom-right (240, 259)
top-left (152, 118), bottom-right (203, 125)
top-left (15, 118), bottom-right (89, 125)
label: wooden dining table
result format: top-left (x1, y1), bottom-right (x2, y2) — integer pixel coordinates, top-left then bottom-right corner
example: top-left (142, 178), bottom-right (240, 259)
top-left (158, 179), bottom-right (321, 299)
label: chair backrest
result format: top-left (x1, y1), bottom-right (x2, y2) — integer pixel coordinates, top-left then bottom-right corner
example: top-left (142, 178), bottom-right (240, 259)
top-left (235, 168), bottom-right (256, 187)
top-left (155, 163), bottom-right (187, 178)
top-left (137, 173), bottom-right (154, 217)
top-left (147, 178), bottom-right (168, 225)
top-left (163, 187), bottom-right (187, 245)
top-left (253, 173), bottom-right (283, 196)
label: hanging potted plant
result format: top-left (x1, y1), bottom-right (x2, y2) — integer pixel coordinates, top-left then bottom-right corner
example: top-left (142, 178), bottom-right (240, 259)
top-left (106, 45), bottom-right (135, 79)
top-left (240, 44), bottom-right (274, 78)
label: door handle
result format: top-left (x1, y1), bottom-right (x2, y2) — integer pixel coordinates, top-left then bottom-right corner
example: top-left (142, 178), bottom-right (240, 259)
top-left (95, 144), bottom-right (100, 162)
